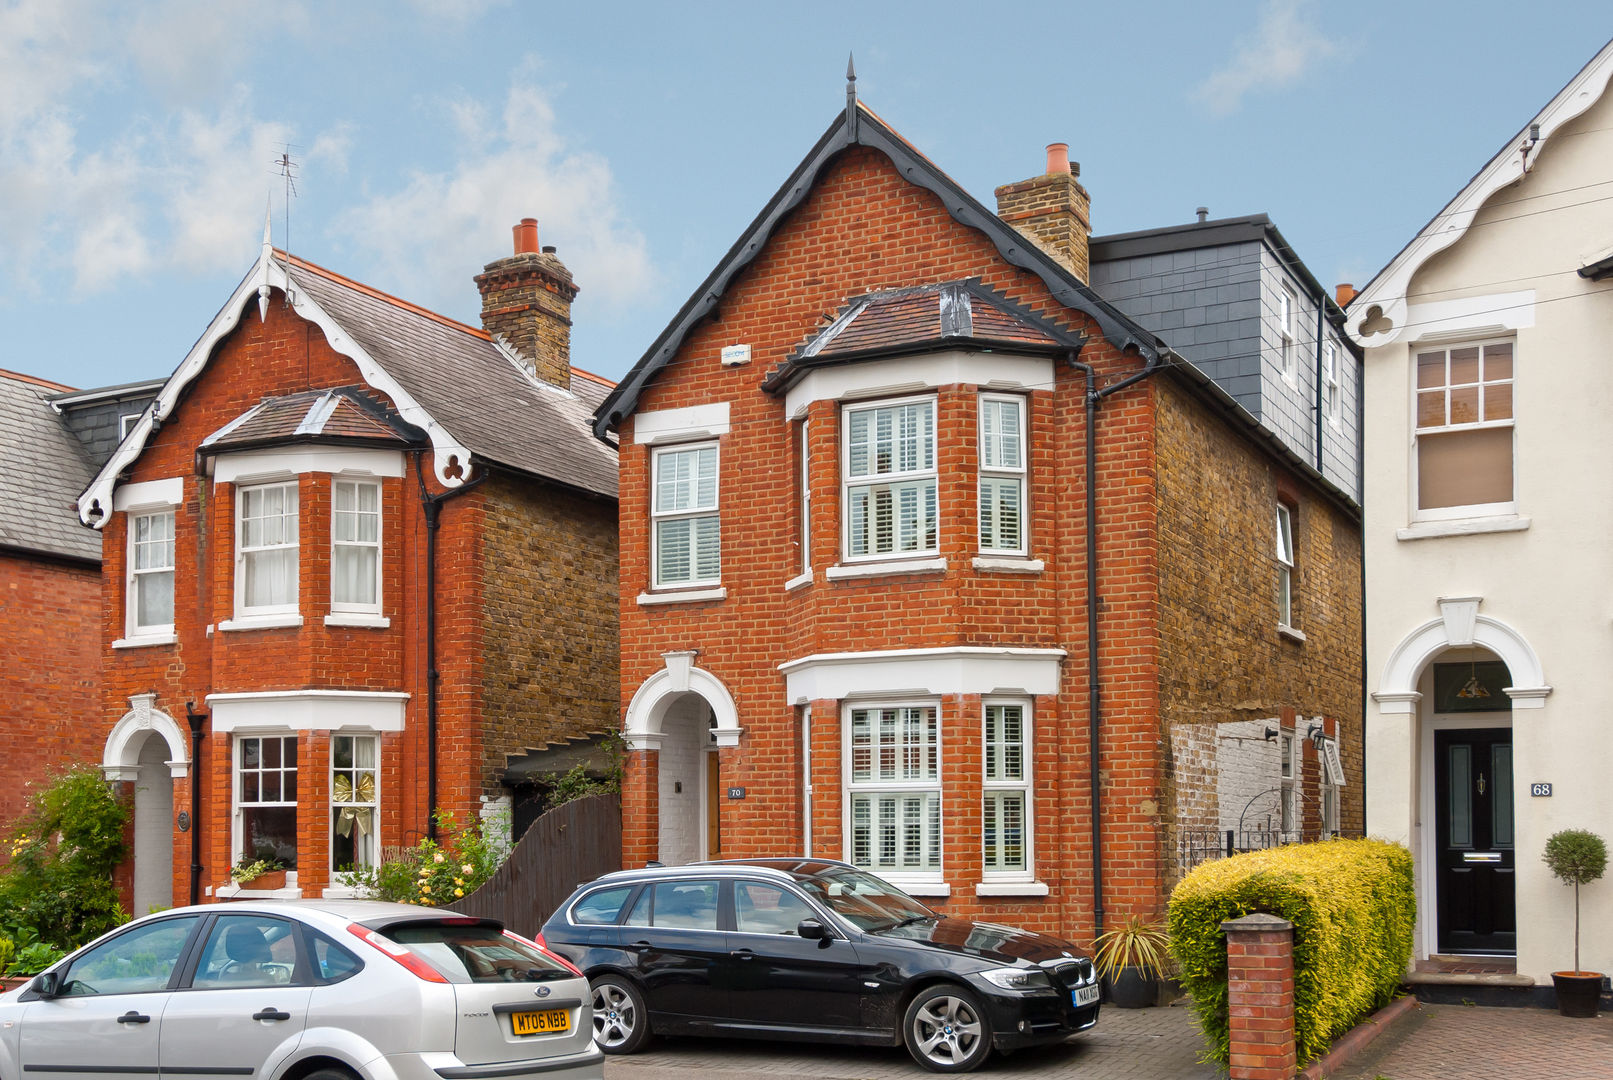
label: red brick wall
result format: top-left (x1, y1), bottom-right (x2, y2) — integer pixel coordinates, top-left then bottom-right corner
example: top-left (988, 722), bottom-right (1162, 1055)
top-left (614, 146), bottom-right (1164, 941)
top-left (0, 551), bottom-right (103, 833)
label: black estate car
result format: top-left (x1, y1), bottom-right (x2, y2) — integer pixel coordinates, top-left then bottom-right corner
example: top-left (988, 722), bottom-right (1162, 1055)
top-left (539, 859), bottom-right (1100, 1073)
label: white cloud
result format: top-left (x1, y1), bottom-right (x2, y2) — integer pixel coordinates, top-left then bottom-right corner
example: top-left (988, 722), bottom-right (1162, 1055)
top-left (335, 79), bottom-right (653, 314)
top-left (125, 0), bottom-right (284, 106)
top-left (1195, 0), bottom-right (1336, 116)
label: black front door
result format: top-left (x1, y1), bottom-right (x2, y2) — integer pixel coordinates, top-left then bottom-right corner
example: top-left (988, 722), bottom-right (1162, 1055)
top-left (1434, 728), bottom-right (1516, 953)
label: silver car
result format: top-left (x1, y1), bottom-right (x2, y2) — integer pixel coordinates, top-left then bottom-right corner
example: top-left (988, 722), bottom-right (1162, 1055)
top-left (0, 900), bottom-right (602, 1080)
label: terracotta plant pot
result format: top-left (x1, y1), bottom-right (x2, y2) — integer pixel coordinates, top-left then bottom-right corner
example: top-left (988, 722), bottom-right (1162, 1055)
top-left (1102, 966), bottom-right (1162, 1009)
top-left (0, 976), bottom-right (31, 992)
top-left (238, 869), bottom-right (287, 891)
top-left (1552, 971), bottom-right (1605, 1018)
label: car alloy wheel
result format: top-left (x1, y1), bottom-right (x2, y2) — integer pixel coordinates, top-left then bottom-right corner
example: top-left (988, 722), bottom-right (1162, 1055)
top-left (589, 976), bottom-right (649, 1054)
top-left (903, 985), bottom-right (991, 1073)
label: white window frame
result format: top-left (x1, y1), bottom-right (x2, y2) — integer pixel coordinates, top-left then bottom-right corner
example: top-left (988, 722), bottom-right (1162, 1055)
top-left (650, 442), bottom-right (721, 590)
top-left (234, 733), bottom-right (299, 868)
top-left (982, 698), bottom-right (1033, 882)
top-left (1279, 731), bottom-right (1298, 838)
top-left (1410, 337), bottom-right (1516, 522)
top-left (1275, 503), bottom-right (1295, 630)
top-left (1320, 757), bottom-right (1339, 838)
top-left (799, 419), bottom-right (812, 576)
top-left (119, 412), bottom-right (142, 439)
top-left (126, 507), bottom-right (176, 641)
top-left (330, 478), bottom-right (383, 615)
top-left (235, 480), bottom-right (300, 618)
top-left (330, 733), bottom-right (380, 873)
top-left (842, 700), bottom-right (943, 890)
top-left (1278, 285), bottom-right (1297, 384)
top-left (978, 394), bottom-right (1027, 556)
top-left (1323, 341), bottom-right (1341, 428)
top-left (841, 395), bottom-right (939, 563)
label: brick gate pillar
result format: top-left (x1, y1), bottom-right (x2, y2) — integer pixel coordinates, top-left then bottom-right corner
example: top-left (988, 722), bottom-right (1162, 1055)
top-left (1222, 913), bottom-right (1296, 1080)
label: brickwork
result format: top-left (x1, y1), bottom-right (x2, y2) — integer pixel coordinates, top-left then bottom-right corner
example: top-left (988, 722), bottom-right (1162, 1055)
top-left (475, 252), bottom-right (578, 389)
top-left (0, 552), bottom-right (103, 832)
top-left (1223, 914), bottom-right (1297, 1080)
top-left (478, 470), bottom-right (619, 796)
top-left (994, 168), bottom-right (1092, 282)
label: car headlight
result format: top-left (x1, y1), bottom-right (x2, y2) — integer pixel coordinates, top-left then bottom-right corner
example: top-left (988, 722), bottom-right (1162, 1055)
top-left (978, 966), bottom-right (1052, 991)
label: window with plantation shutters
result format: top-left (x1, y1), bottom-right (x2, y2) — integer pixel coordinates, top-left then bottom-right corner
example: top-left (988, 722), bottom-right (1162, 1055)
top-left (846, 704), bottom-right (940, 877)
top-left (652, 443), bottom-right (720, 588)
top-left (982, 702), bottom-right (1031, 877)
top-left (978, 395), bottom-right (1026, 554)
top-left (843, 398), bottom-right (937, 559)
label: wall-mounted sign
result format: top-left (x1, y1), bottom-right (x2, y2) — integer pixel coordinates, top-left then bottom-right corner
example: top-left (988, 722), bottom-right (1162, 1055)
top-left (176, 811), bottom-right (191, 832)
top-left (1530, 782), bottom-right (1552, 797)
top-left (727, 787), bottom-right (747, 800)
top-left (720, 344), bottom-right (751, 367)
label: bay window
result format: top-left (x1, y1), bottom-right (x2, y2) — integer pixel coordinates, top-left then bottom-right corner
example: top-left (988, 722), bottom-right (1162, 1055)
top-left (847, 704), bottom-right (940, 877)
top-left (844, 398), bottom-right (937, 559)
top-left (978, 395), bottom-right (1026, 554)
top-left (983, 701), bottom-right (1031, 878)
top-left (651, 443), bottom-right (720, 588)
top-left (238, 481), bottom-right (299, 614)
top-left (331, 479), bottom-right (381, 611)
top-left (236, 734), bottom-right (298, 869)
top-left (331, 734), bottom-right (379, 871)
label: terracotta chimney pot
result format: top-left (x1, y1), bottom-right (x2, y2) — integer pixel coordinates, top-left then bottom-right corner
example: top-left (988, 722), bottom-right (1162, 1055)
top-left (1045, 142), bottom-right (1070, 175)
top-left (1336, 282), bottom-right (1357, 307)
top-left (513, 218), bottom-right (540, 255)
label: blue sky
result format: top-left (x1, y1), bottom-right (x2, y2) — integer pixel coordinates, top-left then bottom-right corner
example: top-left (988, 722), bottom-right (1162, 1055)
top-left (2, 0), bottom-right (1609, 391)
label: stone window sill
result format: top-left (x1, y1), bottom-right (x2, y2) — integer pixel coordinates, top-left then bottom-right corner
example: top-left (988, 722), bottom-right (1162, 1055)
top-left (972, 556), bottom-right (1044, 574)
top-left (825, 557), bottom-right (947, 580)
top-left (324, 613), bottom-right (391, 628)
top-left (215, 873), bottom-right (301, 900)
top-left (784, 571), bottom-right (813, 592)
top-left (218, 614), bottom-right (304, 632)
top-left (113, 633), bottom-right (177, 649)
top-left (975, 880), bottom-right (1049, 897)
top-left (1396, 515), bottom-right (1531, 542)
top-left (637, 586), bottom-right (727, 606)
top-left (885, 880), bottom-right (951, 898)
top-left (1278, 624), bottom-right (1307, 644)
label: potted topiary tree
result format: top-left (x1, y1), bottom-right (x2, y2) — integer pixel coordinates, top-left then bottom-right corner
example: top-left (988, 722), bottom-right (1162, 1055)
top-left (1543, 828), bottom-right (1607, 1018)
top-left (1092, 915), bottom-right (1173, 1008)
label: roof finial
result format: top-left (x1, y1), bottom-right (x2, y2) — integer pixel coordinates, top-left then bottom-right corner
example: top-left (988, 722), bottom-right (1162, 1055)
top-left (258, 197), bottom-right (272, 323)
top-left (846, 52), bottom-right (859, 138)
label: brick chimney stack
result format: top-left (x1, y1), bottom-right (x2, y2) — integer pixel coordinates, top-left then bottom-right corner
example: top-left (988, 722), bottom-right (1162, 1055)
top-left (475, 218), bottom-right (579, 389)
top-left (994, 143), bottom-right (1092, 283)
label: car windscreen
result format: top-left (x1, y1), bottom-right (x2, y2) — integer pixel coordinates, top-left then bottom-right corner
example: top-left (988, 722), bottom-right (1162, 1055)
top-left (795, 868), bottom-right (935, 932)
top-left (384, 922), bottom-right (573, 982)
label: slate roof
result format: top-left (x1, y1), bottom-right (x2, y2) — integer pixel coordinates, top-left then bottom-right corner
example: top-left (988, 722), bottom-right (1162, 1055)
top-left (201, 386), bottom-right (421, 453)
top-left (284, 256), bottom-right (618, 498)
top-left (761, 281), bottom-right (1074, 394)
top-left (0, 370), bottom-right (98, 562)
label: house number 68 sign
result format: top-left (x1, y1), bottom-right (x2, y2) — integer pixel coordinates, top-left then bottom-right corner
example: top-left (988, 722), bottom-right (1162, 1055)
top-left (1530, 782), bottom-right (1552, 797)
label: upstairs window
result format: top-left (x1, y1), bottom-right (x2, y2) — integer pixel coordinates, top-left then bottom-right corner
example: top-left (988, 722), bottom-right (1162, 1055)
top-left (844, 398), bottom-right (937, 560)
top-left (238, 482), bottom-right (299, 614)
top-left (978, 395), bottom-right (1027, 555)
top-left (129, 509), bottom-right (175, 636)
top-left (1323, 341), bottom-right (1341, 427)
top-left (1276, 503), bottom-right (1296, 629)
top-left (652, 444), bottom-right (720, 588)
top-left (331, 480), bottom-right (381, 611)
top-left (1414, 340), bottom-right (1514, 518)
top-left (1278, 285), bottom-right (1297, 383)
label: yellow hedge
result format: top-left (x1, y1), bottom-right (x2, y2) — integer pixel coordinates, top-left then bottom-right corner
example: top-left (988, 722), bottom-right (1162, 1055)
top-left (1167, 838), bottom-right (1414, 1066)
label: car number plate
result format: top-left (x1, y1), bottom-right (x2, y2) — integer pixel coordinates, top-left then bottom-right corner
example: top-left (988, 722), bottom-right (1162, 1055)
top-left (1073, 984), bottom-right (1100, 1007)
top-left (511, 1008), bottom-right (570, 1036)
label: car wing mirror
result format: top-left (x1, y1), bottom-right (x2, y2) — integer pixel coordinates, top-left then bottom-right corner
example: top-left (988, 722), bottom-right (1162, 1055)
top-left (31, 972), bottom-right (59, 999)
top-left (797, 919), bottom-right (829, 941)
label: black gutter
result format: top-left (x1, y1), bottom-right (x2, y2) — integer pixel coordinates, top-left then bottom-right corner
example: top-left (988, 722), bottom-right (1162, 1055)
top-left (415, 452), bottom-right (487, 840)
top-left (184, 703), bottom-right (207, 906)
top-left (1065, 346), bottom-right (1169, 936)
top-left (0, 542), bottom-right (100, 568)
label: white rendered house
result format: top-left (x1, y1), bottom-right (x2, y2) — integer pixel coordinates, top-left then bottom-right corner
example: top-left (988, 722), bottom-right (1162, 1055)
top-left (1347, 39), bottom-right (1613, 984)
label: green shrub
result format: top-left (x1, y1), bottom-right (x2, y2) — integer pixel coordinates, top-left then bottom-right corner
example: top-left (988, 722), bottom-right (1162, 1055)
top-left (1168, 838), bottom-right (1414, 1066)
top-left (337, 810), bottom-right (507, 905)
top-left (0, 766), bottom-right (129, 951)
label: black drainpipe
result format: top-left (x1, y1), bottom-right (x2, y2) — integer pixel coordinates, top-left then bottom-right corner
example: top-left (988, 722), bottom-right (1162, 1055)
top-left (415, 452), bottom-right (487, 839)
top-left (1313, 298), bottom-right (1327, 473)
top-left (1064, 345), bottom-right (1168, 936)
top-left (184, 702), bottom-right (207, 906)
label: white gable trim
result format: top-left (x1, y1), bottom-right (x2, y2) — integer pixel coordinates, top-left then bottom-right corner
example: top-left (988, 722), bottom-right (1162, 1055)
top-left (1347, 40), bottom-right (1613, 347)
top-left (79, 250), bottom-right (473, 527)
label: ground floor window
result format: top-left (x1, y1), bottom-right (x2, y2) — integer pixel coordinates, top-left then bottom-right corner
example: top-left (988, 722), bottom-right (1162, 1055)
top-left (846, 704), bottom-right (940, 876)
top-left (982, 701), bottom-right (1031, 877)
top-left (236, 735), bottom-right (298, 869)
top-left (1279, 731), bottom-right (1298, 838)
top-left (331, 734), bottom-right (379, 871)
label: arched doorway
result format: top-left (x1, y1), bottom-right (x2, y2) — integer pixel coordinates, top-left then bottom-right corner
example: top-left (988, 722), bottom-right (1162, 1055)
top-left (132, 734), bottom-right (174, 914)
top-left (623, 652), bottom-right (742, 866)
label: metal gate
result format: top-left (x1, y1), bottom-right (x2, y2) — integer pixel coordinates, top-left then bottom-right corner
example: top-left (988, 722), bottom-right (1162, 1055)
top-left (451, 793), bottom-right (622, 937)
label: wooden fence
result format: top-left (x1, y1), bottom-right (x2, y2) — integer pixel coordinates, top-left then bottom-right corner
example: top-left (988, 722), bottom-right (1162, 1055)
top-left (452, 793), bottom-right (622, 937)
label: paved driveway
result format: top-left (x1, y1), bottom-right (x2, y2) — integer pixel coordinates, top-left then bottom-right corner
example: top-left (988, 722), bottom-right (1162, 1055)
top-left (605, 1003), bottom-right (1221, 1080)
top-left (1325, 1002), bottom-right (1613, 1080)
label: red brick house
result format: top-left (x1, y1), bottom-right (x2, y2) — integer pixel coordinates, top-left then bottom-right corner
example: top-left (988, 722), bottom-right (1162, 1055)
top-left (593, 90), bottom-right (1361, 939)
top-left (76, 220), bottom-right (619, 912)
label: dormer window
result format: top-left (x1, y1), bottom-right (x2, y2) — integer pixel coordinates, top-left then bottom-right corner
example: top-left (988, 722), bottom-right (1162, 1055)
top-left (238, 481), bottom-right (299, 616)
top-left (844, 397), bottom-right (937, 560)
